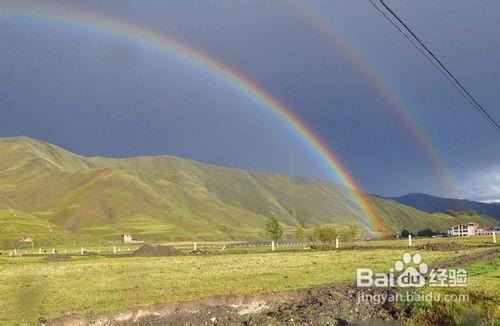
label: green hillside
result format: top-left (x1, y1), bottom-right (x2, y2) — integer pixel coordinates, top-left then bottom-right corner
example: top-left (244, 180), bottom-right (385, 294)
top-left (0, 137), bottom-right (497, 244)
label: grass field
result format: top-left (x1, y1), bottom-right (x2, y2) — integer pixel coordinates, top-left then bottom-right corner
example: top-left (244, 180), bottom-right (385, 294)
top-left (350, 234), bottom-right (498, 248)
top-left (0, 250), bottom-right (467, 323)
top-left (391, 255), bottom-right (500, 324)
top-left (0, 236), bottom-right (498, 323)
top-left (0, 234), bottom-right (497, 257)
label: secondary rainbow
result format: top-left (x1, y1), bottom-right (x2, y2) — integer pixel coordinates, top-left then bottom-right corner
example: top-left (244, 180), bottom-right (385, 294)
top-left (0, 1), bottom-right (384, 233)
top-left (285, 0), bottom-right (457, 196)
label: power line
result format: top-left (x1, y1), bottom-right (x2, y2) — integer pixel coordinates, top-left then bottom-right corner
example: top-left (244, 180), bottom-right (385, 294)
top-left (369, 0), bottom-right (500, 130)
top-left (379, 0), bottom-right (499, 129)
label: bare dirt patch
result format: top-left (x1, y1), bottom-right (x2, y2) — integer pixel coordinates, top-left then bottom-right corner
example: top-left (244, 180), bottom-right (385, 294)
top-left (188, 249), bottom-right (210, 255)
top-left (48, 286), bottom-right (400, 325)
top-left (432, 248), bottom-right (499, 269)
top-left (311, 244), bottom-right (407, 251)
top-left (416, 242), bottom-right (465, 251)
top-left (131, 244), bottom-right (181, 257)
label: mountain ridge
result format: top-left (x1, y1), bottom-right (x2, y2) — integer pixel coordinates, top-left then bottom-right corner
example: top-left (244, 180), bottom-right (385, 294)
top-left (387, 193), bottom-right (500, 221)
top-left (0, 136), bottom-right (498, 244)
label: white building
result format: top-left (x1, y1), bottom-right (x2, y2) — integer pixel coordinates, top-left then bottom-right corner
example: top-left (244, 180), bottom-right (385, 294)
top-left (450, 223), bottom-right (478, 237)
top-left (122, 232), bottom-right (144, 243)
top-left (20, 235), bottom-right (34, 243)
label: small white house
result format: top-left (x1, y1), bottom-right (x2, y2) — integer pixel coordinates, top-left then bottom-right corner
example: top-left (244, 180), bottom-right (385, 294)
top-left (122, 232), bottom-right (144, 244)
top-left (20, 235), bottom-right (34, 243)
top-left (450, 223), bottom-right (478, 237)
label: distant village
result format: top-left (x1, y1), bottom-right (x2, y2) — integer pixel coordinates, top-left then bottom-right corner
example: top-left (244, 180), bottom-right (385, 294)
top-left (15, 222), bottom-right (499, 246)
top-left (447, 222), bottom-right (499, 237)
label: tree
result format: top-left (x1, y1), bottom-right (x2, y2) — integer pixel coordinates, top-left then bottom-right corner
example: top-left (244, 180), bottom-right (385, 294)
top-left (295, 226), bottom-right (305, 242)
top-left (265, 213), bottom-right (283, 241)
top-left (401, 229), bottom-right (410, 238)
top-left (348, 222), bottom-right (360, 241)
top-left (338, 223), bottom-right (361, 243)
top-left (417, 228), bottom-right (435, 237)
top-left (313, 225), bottom-right (337, 242)
top-left (338, 227), bottom-right (351, 242)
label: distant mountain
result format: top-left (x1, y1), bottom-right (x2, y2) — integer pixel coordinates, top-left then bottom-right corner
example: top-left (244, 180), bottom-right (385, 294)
top-left (387, 193), bottom-right (500, 221)
top-left (0, 137), bottom-right (498, 244)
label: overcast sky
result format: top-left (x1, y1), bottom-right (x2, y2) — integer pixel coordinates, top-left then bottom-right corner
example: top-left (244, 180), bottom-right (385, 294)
top-left (1, 0), bottom-right (499, 201)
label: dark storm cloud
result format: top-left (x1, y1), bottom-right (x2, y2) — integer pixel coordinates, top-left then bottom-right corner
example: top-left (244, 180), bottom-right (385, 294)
top-left (1, 0), bottom-right (499, 200)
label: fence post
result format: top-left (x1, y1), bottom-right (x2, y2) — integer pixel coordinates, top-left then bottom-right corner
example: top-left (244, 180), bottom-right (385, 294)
top-left (271, 241), bottom-right (275, 251)
top-left (408, 235), bottom-right (412, 247)
top-left (80, 247), bottom-right (84, 255)
top-left (193, 242), bottom-right (197, 251)
top-left (113, 246), bottom-right (117, 254)
top-left (52, 248), bottom-right (55, 254)
top-left (13, 249), bottom-right (17, 256)
top-left (493, 232), bottom-right (497, 244)
top-left (335, 238), bottom-right (339, 249)
top-left (38, 248), bottom-right (42, 254)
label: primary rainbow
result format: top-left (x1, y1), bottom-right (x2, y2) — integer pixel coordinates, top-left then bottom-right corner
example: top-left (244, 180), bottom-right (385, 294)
top-left (0, 1), bottom-right (384, 233)
top-left (285, 0), bottom-right (457, 196)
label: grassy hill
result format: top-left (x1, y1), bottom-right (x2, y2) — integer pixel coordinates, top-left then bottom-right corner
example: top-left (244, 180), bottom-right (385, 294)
top-left (0, 137), bottom-right (497, 245)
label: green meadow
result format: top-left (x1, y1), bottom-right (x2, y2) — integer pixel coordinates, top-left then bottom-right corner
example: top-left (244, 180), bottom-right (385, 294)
top-left (0, 236), bottom-right (498, 323)
top-left (0, 249), bottom-right (467, 323)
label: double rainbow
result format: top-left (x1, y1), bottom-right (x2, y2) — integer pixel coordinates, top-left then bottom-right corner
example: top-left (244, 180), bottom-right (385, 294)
top-left (0, 1), bottom-right (383, 233)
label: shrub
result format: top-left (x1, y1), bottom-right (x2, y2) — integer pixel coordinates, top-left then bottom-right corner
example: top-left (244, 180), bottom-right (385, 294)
top-left (313, 225), bottom-right (337, 242)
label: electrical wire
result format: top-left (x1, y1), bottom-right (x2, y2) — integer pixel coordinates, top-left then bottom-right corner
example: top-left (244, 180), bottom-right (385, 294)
top-left (369, 0), bottom-right (499, 130)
